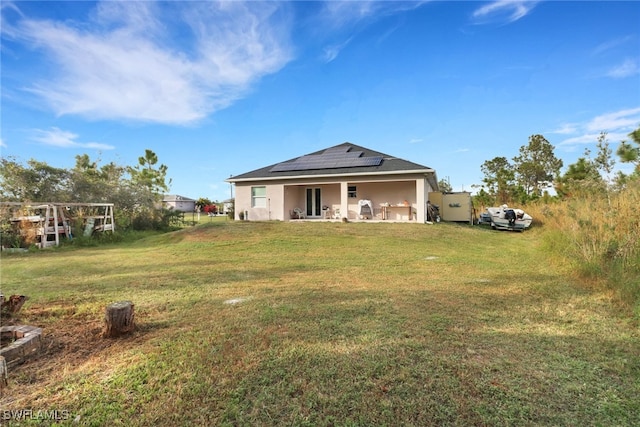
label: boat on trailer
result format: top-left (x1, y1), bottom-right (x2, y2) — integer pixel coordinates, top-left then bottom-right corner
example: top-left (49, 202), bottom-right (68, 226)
top-left (481, 205), bottom-right (532, 231)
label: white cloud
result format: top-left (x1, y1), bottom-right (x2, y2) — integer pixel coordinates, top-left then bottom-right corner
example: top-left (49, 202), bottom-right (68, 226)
top-left (0, 138), bottom-right (6, 148)
top-left (316, 1), bottom-right (428, 63)
top-left (31, 127), bottom-right (115, 150)
top-left (550, 123), bottom-right (579, 135)
top-left (319, 1), bottom-right (428, 30)
top-left (559, 133), bottom-right (607, 146)
top-left (557, 107), bottom-right (640, 147)
top-left (472, 1), bottom-right (539, 24)
top-left (586, 107), bottom-right (640, 133)
top-left (606, 59), bottom-right (640, 79)
top-left (322, 37), bottom-right (353, 63)
top-left (592, 35), bottom-right (634, 56)
top-left (409, 138), bottom-right (423, 144)
top-left (3, 1), bottom-right (293, 125)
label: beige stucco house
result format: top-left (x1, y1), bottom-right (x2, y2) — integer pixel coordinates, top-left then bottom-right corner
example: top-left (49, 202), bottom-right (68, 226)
top-left (226, 143), bottom-right (439, 222)
top-left (162, 194), bottom-right (196, 212)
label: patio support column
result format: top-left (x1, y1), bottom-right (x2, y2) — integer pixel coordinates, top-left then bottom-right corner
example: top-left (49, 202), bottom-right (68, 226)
top-left (416, 178), bottom-right (426, 222)
top-left (340, 182), bottom-right (349, 220)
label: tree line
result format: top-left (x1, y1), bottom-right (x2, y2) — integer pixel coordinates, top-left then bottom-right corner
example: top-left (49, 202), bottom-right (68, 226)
top-left (475, 126), bottom-right (640, 206)
top-left (0, 149), bottom-right (173, 230)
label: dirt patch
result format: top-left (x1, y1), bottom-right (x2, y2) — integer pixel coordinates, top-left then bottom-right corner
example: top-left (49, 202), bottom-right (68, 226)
top-left (0, 303), bottom-right (158, 407)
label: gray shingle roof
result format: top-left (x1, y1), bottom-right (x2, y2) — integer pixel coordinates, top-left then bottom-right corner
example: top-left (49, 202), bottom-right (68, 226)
top-left (163, 194), bottom-right (196, 202)
top-left (228, 142), bottom-right (435, 182)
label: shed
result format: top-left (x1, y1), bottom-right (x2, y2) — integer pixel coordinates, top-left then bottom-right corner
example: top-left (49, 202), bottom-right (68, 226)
top-left (428, 192), bottom-right (472, 224)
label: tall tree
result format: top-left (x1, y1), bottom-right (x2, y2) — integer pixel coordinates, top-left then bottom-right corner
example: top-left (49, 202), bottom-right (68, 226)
top-left (128, 149), bottom-right (171, 198)
top-left (556, 156), bottom-right (603, 198)
top-left (437, 179), bottom-right (453, 193)
top-left (594, 132), bottom-right (615, 182)
top-left (480, 156), bottom-right (516, 204)
top-left (616, 125), bottom-right (640, 177)
top-left (513, 134), bottom-right (563, 197)
top-left (0, 157), bottom-right (69, 202)
top-left (69, 154), bottom-right (127, 203)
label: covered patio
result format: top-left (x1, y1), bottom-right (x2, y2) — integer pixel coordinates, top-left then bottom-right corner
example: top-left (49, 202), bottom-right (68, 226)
top-left (283, 177), bottom-right (426, 222)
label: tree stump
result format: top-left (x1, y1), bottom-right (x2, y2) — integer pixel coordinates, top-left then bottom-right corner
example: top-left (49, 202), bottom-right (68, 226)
top-left (103, 301), bottom-right (135, 338)
top-left (0, 355), bottom-right (7, 396)
top-left (1, 295), bottom-right (28, 317)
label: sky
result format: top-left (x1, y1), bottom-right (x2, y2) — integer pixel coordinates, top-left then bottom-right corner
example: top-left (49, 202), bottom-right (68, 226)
top-left (1, 0), bottom-right (639, 202)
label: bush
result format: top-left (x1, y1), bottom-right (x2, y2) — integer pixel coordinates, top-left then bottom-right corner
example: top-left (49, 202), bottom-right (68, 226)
top-left (129, 208), bottom-right (183, 231)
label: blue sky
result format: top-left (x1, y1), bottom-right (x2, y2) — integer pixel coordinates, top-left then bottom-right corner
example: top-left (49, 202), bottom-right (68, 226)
top-left (2, 0), bottom-right (639, 202)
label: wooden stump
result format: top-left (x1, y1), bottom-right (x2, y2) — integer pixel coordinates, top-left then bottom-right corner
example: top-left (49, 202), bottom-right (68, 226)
top-left (0, 355), bottom-right (7, 396)
top-left (1, 295), bottom-right (28, 317)
top-left (103, 301), bottom-right (135, 338)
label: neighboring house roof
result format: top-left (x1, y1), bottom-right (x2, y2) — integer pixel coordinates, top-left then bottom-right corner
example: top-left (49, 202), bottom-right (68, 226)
top-left (163, 194), bottom-right (196, 203)
top-left (228, 142), bottom-right (438, 188)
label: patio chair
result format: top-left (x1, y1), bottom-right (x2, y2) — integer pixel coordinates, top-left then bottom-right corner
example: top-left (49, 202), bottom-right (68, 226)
top-left (358, 199), bottom-right (373, 219)
top-left (332, 208), bottom-right (341, 220)
top-left (293, 207), bottom-right (305, 219)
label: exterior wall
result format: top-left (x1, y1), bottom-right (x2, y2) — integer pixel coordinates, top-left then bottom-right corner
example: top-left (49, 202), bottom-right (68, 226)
top-left (428, 192), bottom-right (472, 223)
top-left (165, 200), bottom-right (196, 212)
top-left (344, 180), bottom-right (416, 220)
top-left (234, 173), bottom-right (436, 222)
top-left (428, 192), bottom-right (443, 209)
top-left (235, 183), bottom-right (285, 221)
top-left (442, 192), bottom-right (472, 223)
top-left (286, 184), bottom-right (342, 218)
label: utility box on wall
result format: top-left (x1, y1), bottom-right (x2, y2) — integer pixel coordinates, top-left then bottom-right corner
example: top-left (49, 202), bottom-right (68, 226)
top-left (428, 192), bottom-right (472, 224)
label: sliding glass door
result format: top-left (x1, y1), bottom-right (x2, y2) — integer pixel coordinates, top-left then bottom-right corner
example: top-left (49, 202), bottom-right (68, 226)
top-left (306, 187), bottom-right (322, 217)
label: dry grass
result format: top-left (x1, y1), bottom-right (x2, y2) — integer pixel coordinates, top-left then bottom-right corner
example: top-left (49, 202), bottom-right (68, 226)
top-left (527, 184), bottom-right (640, 315)
top-left (1, 221), bottom-right (638, 425)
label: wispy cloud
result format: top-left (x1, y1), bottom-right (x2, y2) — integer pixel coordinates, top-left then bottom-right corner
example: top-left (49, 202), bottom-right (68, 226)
top-left (31, 127), bottom-right (115, 150)
top-left (409, 138), bottom-right (423, 144)
top-left (472, 1), bottom-right (539, 25)
top-left (592, 35), bottom-right (634, 56)
top-left (316, 1), bottom-right (429, 63)
top-left (319, 1), bottom-right (428, 30)
top-left (557, 107), bottom-right (640, 147)
top-left (550, 123), bottom-right (579, 135)
top-left (606, 59), bottom-right (640, 79)
top-left (586, 107), bottom-right (640, 133)
top-left (322, 37), bottom-right (353, 63)
top-left (0, 138), bottom-right (6, 148)
top-left (2, 1), bottom-right (293, 125)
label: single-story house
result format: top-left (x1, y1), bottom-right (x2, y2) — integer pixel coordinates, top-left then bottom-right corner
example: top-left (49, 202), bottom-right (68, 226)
top-left (226, 142), bottom-right (439, 222)
top-left (222, 198), bottom-right (235, 215)
top-left (162, 195), bottom-right (196, 212)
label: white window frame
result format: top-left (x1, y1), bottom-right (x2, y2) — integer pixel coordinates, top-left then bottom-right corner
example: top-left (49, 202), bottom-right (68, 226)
top-left (251, 186), bottom-right (267, 208)
top-left (348, 185), bottom-right (357, 198)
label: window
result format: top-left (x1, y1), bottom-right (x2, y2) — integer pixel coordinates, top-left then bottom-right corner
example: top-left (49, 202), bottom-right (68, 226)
top-left (348, 185), bottom-right (357, 198)
top-left (251, 186), bottom-right (267, 208)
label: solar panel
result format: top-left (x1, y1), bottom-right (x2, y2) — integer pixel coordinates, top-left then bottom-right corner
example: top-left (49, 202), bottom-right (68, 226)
top-left (270, 147), bottom-right (383, 172)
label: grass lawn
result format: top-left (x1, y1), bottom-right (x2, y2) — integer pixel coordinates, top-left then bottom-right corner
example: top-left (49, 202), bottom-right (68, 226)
top-left (1, 221), bottom-right (638, 426)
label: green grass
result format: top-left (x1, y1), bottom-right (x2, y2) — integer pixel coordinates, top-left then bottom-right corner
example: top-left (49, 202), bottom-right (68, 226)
top-left (1, 221), bottom-right (638, 426)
